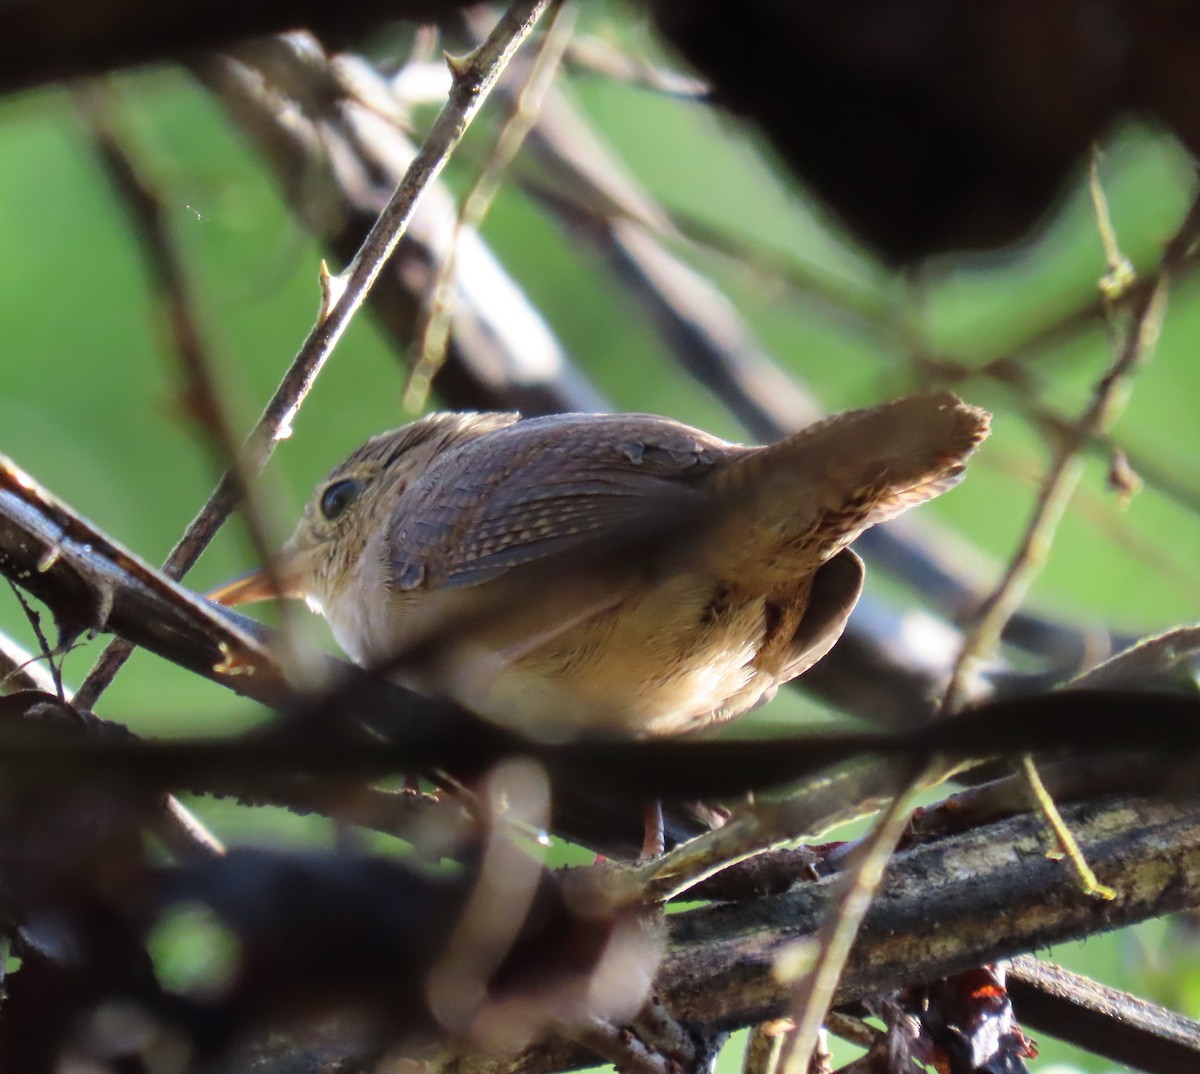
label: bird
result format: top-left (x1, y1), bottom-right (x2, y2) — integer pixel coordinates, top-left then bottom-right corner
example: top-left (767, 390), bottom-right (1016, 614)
top-left (211, 392), bottom-right (989, 746)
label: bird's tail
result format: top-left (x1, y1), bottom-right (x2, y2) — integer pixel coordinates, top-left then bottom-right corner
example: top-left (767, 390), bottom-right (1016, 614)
top-left (704, 391), bottom-right (991, 577)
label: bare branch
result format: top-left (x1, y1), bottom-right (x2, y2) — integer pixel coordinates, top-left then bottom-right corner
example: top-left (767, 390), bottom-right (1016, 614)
top-left (1009, 955), bottom-right (1200, 1074)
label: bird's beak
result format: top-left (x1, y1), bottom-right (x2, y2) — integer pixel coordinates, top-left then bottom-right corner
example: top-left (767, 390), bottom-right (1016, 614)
top-left (207, 566), bottom-right (290, 607)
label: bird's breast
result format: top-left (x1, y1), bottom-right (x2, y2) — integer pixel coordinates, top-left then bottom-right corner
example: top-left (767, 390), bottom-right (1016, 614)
top-left (408, 572), bottom-right (798, 739)
top-left (317, 544), bottom-right (812, 740)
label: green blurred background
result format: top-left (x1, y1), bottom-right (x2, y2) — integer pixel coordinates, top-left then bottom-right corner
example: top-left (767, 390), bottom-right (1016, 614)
top-left (2, 6), bottom-right (1199, 1070)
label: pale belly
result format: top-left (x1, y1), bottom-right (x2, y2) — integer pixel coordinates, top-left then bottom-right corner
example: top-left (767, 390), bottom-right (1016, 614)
top-left (441, 575), bottom-right (772, 739)
top-left (324, 564), bottom-right (783, 741)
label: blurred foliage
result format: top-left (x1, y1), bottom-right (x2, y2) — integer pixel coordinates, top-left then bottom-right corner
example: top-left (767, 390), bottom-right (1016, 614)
top-left (2, 7), bottom-right (1200, 1070)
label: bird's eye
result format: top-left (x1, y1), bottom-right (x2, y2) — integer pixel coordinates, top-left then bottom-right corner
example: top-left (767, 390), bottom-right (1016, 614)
top-left (319, 478), bottom-right (361, 521)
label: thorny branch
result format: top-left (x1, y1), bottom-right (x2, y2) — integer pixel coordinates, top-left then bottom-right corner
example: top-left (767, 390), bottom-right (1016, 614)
top-left (5, 581), bottom-right (64, 700)
top-left (72, 0), bottom-right (552, 709)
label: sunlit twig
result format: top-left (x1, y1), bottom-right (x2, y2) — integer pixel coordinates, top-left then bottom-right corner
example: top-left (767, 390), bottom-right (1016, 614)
top-left (777, 763), bottom-right (926, 1074)
top-left (941, 184), bottom-right (1200, 713)
top-left (404, 0), bottom-right (572, 412)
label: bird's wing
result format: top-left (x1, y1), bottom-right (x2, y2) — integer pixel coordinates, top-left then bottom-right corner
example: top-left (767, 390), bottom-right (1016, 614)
top-left (385, 413), bottom-right (735, 591)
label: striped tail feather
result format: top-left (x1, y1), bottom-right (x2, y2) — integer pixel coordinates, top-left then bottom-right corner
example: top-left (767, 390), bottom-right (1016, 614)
top-left (705, 391), bottom-right (991, 573)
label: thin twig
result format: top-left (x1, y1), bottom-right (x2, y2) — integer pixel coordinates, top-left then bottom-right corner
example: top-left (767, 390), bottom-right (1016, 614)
top-left (941, 186), bottom-right (1200, 713)
top-left (0, 629), bottom-right (58, 693)
top-left (404, 0), bottom-right (573, 411)
top-left (824, 1012), bottom-right (880, 1051)
top-left (1019, 754), bottom-right (1113, 899)
top-left (65, 84), bottom-right (286, 862)
top-left (6, 580), bottom-right (64, 701)
top-left (777, 763), bottom-right (927, 1074)
top-left (744, 1020), bottom-right (791, 1074)
top-left (72, 80), bottom-right (297, 653)
top-left (205, 780), bottom-right (463, 845)
top-left (562, 34), bottom-right (710, 100)
top-left (572, 1017), bottom-right (677, 1074)
top-left (1090, 148), bottom-right (1138, 302)
top-left (72, 0), bottom-right (551, 709)
top-left (596, 758), bottom-right (917, 910)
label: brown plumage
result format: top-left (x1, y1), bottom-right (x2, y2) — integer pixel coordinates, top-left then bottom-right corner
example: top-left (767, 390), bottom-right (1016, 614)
top-left (212, 392), bottom-right (989, 741)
